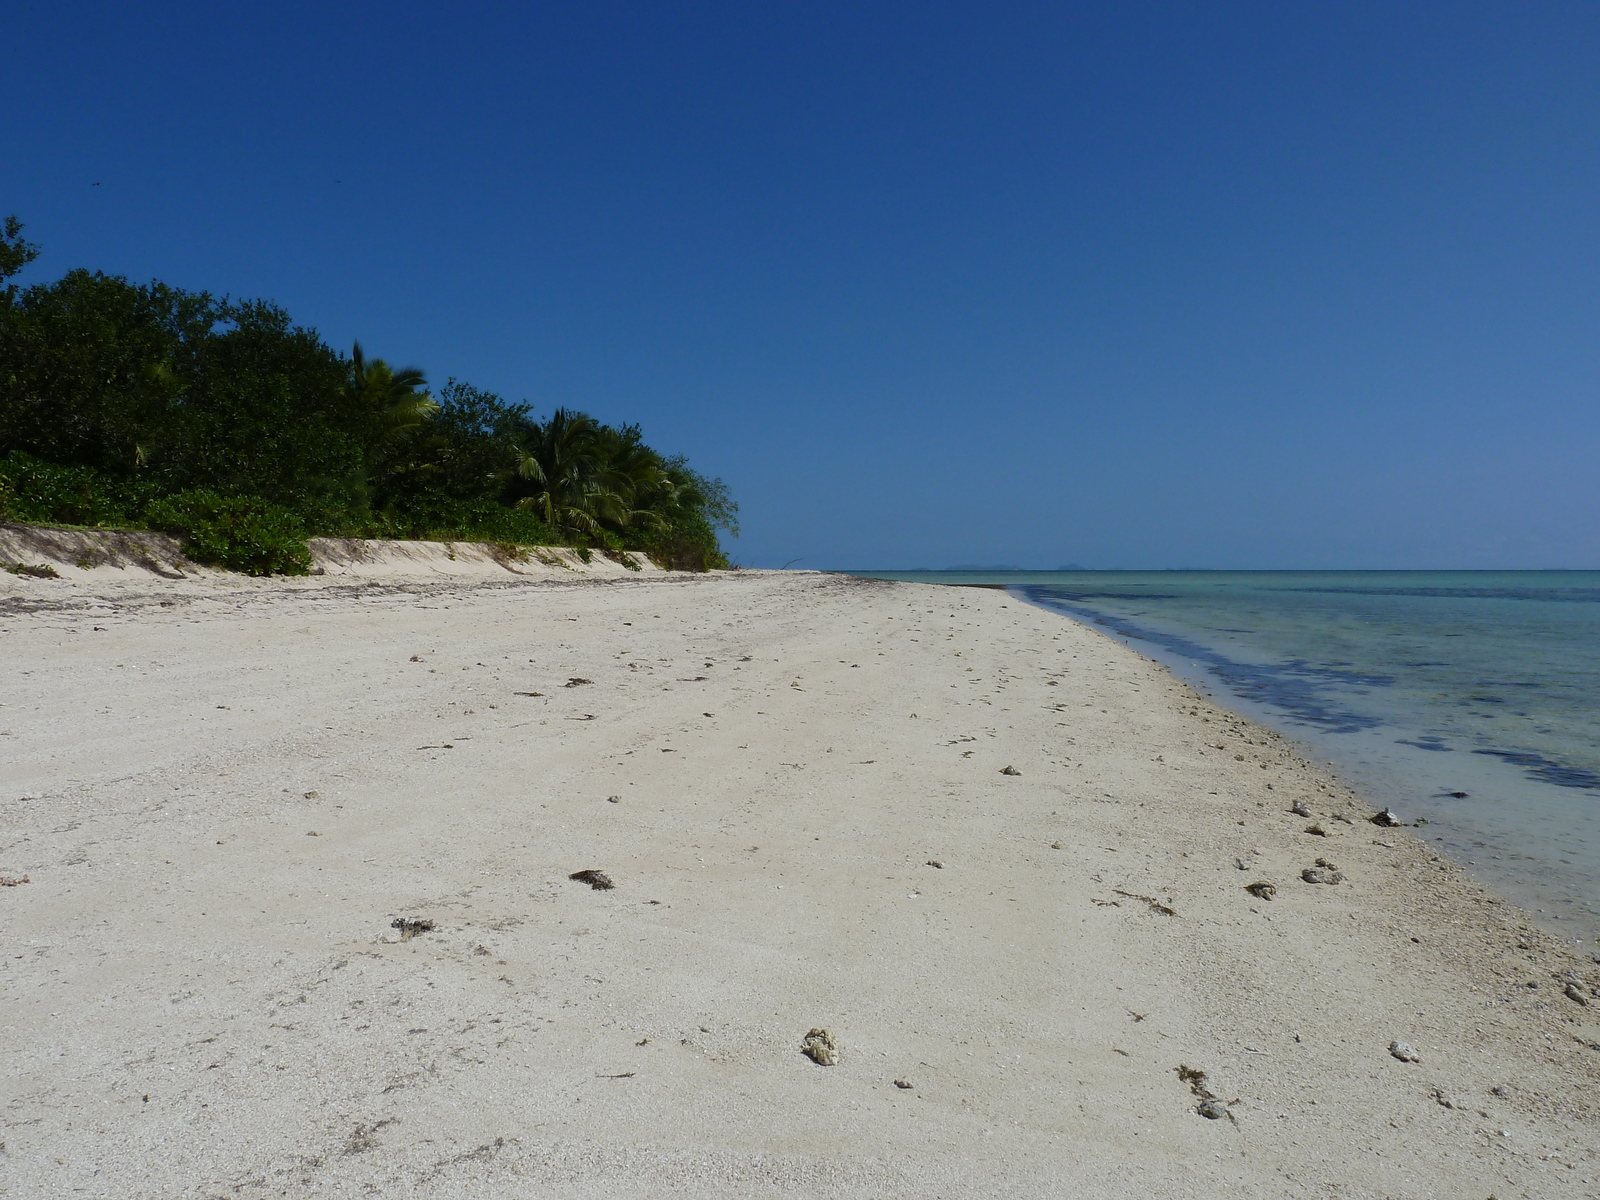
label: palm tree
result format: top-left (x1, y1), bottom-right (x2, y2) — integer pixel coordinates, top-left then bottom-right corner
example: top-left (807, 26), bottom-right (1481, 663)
top-left (590, 423), bottom-right (672, 535)
top-left (346, 343), bottom-right (440, 516)
top-left (347, 342), bottom-right (438, 445)
top-left (512, 408), bottom-right (623, 539)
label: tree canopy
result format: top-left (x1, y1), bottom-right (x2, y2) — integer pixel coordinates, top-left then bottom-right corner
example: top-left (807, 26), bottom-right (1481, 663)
top-left (0, 218), bottom-right (735, 572)
top-left (0, 216), bottom-right (41, 282)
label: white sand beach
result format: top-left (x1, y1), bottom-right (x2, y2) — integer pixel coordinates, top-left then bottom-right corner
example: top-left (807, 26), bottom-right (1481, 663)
top-left (1, 563), bottom-right (1596, 1197)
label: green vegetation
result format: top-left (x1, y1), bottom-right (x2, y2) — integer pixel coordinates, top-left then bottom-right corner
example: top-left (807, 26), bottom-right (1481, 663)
top-left (6, 561), bottom-right (60, 579)
top-left (142, 491), bottom-right (312, 576)
top-left (0, 218), bottom-right (736, 573)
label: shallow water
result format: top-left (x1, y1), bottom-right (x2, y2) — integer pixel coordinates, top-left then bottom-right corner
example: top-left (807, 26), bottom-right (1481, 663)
top-left (851, 570), bottom-right (1600, 943)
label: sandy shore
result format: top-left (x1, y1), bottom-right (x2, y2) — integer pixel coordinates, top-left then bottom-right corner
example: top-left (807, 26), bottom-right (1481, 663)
top-left (1, 568), bottom-right (1596, 1198)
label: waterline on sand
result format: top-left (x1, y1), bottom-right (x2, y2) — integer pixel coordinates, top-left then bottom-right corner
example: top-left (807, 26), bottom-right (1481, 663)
top-left (856, 569), bottom-right (1600, 943)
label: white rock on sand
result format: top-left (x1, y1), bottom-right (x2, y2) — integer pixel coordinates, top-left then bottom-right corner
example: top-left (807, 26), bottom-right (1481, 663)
top-left (1, 567), bottom-right (1596, 1198)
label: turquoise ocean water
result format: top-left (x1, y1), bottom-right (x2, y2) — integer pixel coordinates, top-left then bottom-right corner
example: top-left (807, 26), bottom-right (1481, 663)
top-left (850, 570), bottom-right (1600, 944)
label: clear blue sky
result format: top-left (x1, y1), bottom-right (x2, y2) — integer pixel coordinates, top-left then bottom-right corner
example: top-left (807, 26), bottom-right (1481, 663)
top-left (5, 2), bottom-right (1597, 568)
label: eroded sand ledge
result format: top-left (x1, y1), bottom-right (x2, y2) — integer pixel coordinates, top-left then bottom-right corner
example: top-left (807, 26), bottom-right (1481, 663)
top-left (0, 521), bottom-right (661, 580)
top-left (1, 570), bottom-right (1596, 1198)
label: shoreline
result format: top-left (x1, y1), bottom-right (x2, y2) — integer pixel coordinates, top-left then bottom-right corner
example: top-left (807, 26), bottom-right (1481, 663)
top-left (852, 568), bottom-right (1600, 945)
top-left (996, 583), bottom-right (1600, 944)
top-left (2, 570), bottom-right (1597, 1196)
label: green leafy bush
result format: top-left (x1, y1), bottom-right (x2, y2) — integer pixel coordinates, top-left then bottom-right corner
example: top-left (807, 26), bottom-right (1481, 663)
top-left (420, 502), bottom-right (556, 547)
top-left (638, 509), bottom-right (732, 570)
top-left (144, 490), bottom-right (311, 576)
top-left (359, 497), bottom-right (558, 546)
top-left (0, 452), bottom-right (139, 526)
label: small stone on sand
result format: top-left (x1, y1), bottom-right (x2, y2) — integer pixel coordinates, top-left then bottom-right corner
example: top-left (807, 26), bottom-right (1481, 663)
top-left (801, 1028), bottom-right (839, 1066)
top-left (1389, 1040), bottom-right (1421, 1062)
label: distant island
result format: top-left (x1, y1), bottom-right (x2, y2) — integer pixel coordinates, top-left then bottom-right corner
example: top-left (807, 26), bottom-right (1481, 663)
top-left (926, 563), bottom-right (1088, 571)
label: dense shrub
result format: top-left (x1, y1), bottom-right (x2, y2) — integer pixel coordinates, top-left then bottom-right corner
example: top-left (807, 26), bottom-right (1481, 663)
top-left (145, 490), bottom-right (311, 576)
top-left (639, 515), bottom-right (731, 571)
top-left (361, 497), bottom-right (558, 546)
top-left (0, 451), bottom-right (147, 526)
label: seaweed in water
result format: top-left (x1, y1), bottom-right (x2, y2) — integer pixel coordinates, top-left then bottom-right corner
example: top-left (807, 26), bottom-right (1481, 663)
top-left (1018, 586), bottom-right (1390, 734)
top-left (1396, 736), bottom-right (1453, 752)
top-left (1471, 748), bottom-right (1600, 791)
